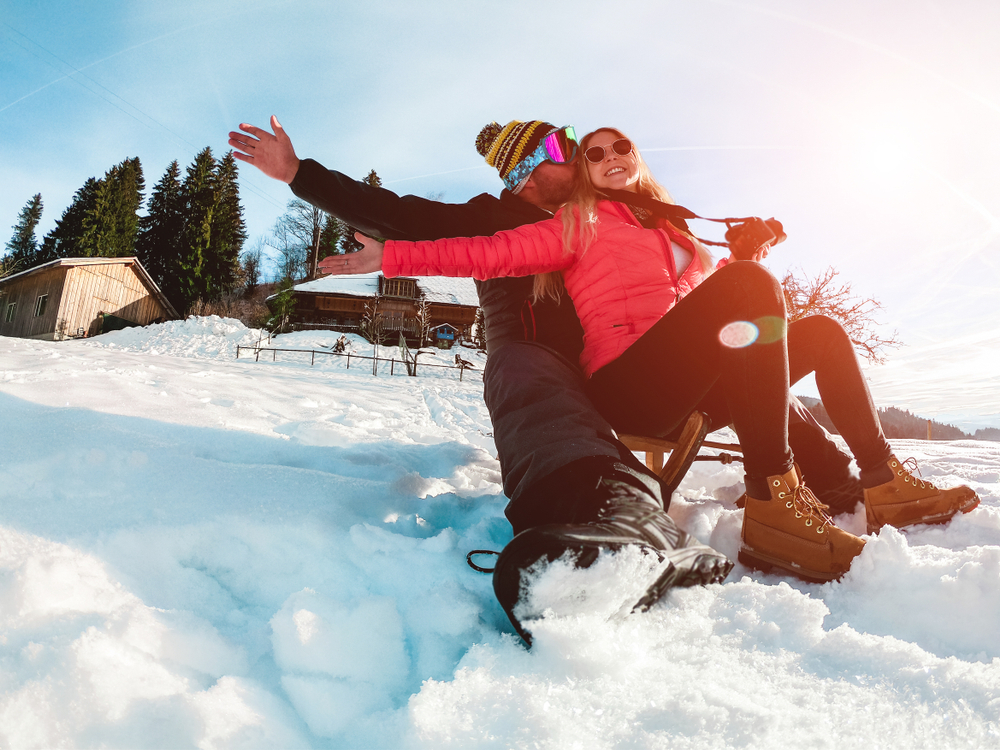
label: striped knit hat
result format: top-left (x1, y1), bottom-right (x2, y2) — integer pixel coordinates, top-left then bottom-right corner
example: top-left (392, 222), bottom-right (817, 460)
top-left (475, 120), bottom-right (554, 192)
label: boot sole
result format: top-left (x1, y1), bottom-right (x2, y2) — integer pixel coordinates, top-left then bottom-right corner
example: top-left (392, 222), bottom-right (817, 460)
top-left (634, 545), bottom-right (734, 611)
top-left (867, 495), bottom-right (981, 535)
top-left (738, 546), bottom-right (847, 584)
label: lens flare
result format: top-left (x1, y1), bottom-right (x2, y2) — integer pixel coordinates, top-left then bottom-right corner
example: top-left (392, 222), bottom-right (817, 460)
top-left (719, 321), bottom-right (759, 348)
top-left (755, 316), bottom-right (788, 344)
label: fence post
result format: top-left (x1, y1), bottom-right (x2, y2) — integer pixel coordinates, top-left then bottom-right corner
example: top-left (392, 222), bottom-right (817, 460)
top-left (391, 358), bottom-right (394, 375)
top-left (273, 349), bottom-right (277, 362)
top-left (347, 353), bottom-right (351, 369)
top-left (311, 351), bottom-right (315, 366)
top-left (236, 346), bottom-right (240, 359)
top-left (256, 348), bottom-right (260, 362)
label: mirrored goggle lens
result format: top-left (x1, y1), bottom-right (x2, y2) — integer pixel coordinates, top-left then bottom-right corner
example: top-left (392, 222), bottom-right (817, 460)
top-left (542, 126), bottom-right (578, 163)
top-left (584, 138), bottom-right (633, 163)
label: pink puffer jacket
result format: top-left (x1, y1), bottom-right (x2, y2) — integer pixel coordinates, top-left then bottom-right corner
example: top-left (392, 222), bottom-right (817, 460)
top-left (382, 200), bottom-right (708, 377)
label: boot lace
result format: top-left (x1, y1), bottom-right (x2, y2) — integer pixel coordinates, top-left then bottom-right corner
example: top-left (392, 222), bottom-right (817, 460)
top-left (786, 484), bottom-right (834, 533)
top-left (893, 457), bottom-right (930, 490)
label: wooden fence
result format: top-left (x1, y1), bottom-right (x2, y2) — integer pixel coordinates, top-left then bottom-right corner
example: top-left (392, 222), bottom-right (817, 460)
top-left (235, 345), bottom-right (481, 380)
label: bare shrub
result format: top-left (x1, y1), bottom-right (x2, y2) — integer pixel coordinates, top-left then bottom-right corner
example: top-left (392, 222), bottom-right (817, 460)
top-left (781, 267), bottom-right (901, 364)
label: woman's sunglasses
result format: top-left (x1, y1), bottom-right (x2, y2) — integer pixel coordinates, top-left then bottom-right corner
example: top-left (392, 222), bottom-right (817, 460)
top-left (584, 138), bottom-right (633, 164)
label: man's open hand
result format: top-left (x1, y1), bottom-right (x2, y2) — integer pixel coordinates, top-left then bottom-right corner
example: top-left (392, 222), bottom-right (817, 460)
top-left (228, 115), bottom-right (300, 184)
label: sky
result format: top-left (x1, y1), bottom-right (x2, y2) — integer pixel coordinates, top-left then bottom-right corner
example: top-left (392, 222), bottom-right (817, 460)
top-left (2, 0), bottom-right (999, 429)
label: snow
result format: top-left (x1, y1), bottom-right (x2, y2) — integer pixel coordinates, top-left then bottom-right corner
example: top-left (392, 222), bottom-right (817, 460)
top-left (1, 317), bottom-right (999, 749)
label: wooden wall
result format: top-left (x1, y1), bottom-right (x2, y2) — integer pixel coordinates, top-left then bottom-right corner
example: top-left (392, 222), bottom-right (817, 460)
top-left (0, 266), bottom-right (68, 339)
top-left (60, 263), bottom-right (168, 337)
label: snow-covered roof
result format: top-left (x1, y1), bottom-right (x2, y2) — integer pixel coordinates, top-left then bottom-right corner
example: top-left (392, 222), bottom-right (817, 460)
top-left (293, 272), bottom-right (479, 307)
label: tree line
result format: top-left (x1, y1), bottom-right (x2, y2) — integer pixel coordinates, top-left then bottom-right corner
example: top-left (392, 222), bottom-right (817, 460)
top-left (3, 149), bottom-right (247, 313)
top-left (799, 397), bottom-right (998, 441)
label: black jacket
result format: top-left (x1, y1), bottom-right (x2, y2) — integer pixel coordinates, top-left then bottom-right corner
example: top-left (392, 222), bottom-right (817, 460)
top-left (290, 158), bottom-right (584, 361)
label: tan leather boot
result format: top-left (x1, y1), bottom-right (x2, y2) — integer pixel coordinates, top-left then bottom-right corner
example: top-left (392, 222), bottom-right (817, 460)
top-left (740, 466), bottom-right (865, 583)
top-left (864, 455), bottom-right (979, 534)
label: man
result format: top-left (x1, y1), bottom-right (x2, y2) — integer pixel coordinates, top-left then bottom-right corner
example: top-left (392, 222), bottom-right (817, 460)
top-left (228, 117), bottom-right (861, 643)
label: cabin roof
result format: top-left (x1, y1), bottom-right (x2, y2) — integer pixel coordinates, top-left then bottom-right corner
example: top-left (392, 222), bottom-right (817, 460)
top-left (290, 272), bottom-right (479, 307)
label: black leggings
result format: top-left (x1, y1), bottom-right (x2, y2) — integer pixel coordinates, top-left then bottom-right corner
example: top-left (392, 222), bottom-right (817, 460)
top-left (586, 262), bottom-right (892, 486)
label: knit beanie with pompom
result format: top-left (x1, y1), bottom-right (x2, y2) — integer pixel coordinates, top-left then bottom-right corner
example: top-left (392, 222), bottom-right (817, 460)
top-left (475, 120), bottom-right (554, 189)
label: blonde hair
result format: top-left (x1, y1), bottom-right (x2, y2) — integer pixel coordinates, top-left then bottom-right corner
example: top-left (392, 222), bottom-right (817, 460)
top-left (533, 127), bottom-right (715, 302)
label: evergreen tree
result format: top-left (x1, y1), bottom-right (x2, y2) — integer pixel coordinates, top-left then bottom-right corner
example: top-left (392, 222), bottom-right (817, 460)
top-left (319, 214), bottom-right (344, 261)
top-left (40, 178), bottom-right (99, 260)
top-left (79, 157), bottom-right (145, 257)
top-left (267, 276), bottom-right (297, 334)
top-left (4, 193), bottom-right (43, 271)
top-left (208, 152), bottom-right (247, 295)
top-left (241, 238), bottom-right (265, 295)
top-left (340, 169), bottom-right (382, 253)
top-left (176, 148), bottom-right (218, 310)
top-left (136, 161), bottom-right (184, 294)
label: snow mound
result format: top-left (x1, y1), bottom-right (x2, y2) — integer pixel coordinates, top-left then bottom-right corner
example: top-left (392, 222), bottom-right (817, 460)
top-left (83, 315), bottom-right (264, 360)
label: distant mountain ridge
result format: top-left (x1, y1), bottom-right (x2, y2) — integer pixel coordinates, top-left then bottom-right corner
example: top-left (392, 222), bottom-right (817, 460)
top-left (797, 397), bottom-right (1000, 441)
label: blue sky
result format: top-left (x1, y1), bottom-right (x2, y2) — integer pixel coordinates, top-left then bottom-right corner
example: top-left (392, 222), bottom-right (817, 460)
top-left (2, 0), bottom-right (998, 429)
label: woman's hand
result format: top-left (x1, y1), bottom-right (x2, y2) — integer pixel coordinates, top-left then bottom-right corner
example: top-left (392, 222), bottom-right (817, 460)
top-left (728, 243), bottom-right (771, 264)
top-left (318, 233), bottom-right (385, 275)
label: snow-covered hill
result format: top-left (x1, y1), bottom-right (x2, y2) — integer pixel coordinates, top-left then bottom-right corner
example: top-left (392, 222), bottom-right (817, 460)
top-left (1, 318), bottom-right (998, 749)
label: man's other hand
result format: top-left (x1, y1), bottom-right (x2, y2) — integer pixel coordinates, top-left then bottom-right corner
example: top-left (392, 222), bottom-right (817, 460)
top-left (228, 115), bottom-right (300, 184)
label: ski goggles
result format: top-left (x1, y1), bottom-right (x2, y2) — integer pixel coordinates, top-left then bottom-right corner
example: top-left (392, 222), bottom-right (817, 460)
top-left (506, 126), bottom-right (579, 193)
top-left (584, 138), bottom-right (633, 164)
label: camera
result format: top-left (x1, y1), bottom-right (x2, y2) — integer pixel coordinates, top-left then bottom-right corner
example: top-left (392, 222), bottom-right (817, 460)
top-left (725, 217), bottom-right (786, 260)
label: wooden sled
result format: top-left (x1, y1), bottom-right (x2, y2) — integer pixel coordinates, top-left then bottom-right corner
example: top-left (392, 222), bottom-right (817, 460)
top-left (618, 411), bottom-right (743, 495)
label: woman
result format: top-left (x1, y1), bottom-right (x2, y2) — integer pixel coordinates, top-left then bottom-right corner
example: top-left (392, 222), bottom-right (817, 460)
top-left (329, 127), bottom-right (979, 582)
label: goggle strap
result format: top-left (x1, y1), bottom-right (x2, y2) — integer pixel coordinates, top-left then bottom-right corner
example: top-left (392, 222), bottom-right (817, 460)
top-left (595, 189), bottom-right (780, 248)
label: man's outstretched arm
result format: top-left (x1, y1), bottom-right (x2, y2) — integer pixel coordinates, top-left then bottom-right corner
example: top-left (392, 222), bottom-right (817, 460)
top-left (227, 117), bottom-right (545, 243)
top-left (228, 115), bottom-right (300, 184)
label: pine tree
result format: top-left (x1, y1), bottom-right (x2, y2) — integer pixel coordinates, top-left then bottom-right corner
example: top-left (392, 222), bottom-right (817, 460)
top-left (136, 161), bottom-right (184, 295)
top-left (241, 238), bottom-right (265, 295)
top-left (208, 152), bottom-right (247, 295)
top-left (79, 157), bottom-right (145, 257)
top-left (340, 169), bottom-right (382, 254)
top-left (40, 178), bottom-right (99, 260)
top-left (267, 276), bottom-right (297, 333)
top-left (319, 214), bottom-right (344, 261)
top-left (176, 148), bottom-right (218, 310)
top-left (4, 193), bottom-right (43, 272)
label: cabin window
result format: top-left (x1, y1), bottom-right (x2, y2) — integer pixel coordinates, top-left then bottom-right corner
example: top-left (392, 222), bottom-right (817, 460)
top-left (34, 294), bottom-right (47, 317)
top-left (381, 278), bottom-right (417, 299)
top-left (4, 302), bottom-right (15, 323)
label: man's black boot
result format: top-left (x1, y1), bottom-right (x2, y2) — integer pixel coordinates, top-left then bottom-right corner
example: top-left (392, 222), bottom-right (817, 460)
top-left (493, 487), bottom-right (733, 645)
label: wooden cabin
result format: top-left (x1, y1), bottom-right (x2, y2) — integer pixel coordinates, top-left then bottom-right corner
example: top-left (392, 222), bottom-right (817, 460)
top-left (0, 257), bottom-right (178, 340)
top-left (282, 272), bottom-right (479, 344)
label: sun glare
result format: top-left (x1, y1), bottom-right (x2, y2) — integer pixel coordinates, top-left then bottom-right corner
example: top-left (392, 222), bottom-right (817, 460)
top-left (843, 115), bottom-right (921, 185)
